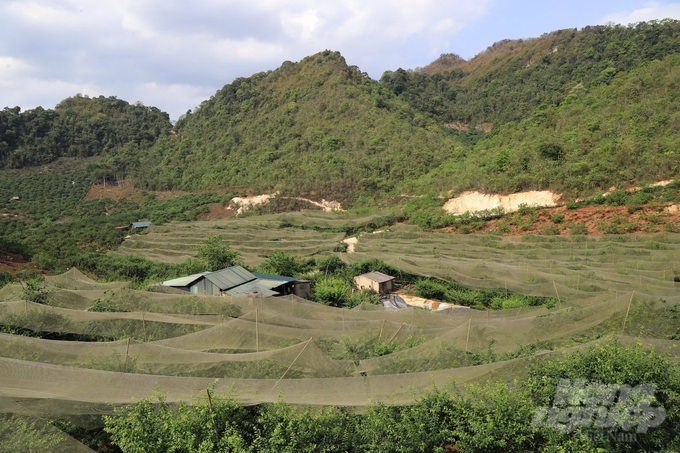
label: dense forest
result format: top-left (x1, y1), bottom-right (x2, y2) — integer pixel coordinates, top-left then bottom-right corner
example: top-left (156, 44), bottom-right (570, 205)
top-left (0, 95), bottom-right (171, 169)
top-left (2, 21), bottom-right (680, 205)
top-left (129, 20), bottom-right (680, 202)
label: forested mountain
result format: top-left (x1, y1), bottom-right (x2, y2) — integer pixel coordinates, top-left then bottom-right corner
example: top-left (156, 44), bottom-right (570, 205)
top-left (132, 50), bottom-right (464, 205)
top-left (2, 20), bottom-right (680, 205)
top-left (386, 20), bottom-right (680, 125)
top-left (0, 95), bottom-right (171, 169)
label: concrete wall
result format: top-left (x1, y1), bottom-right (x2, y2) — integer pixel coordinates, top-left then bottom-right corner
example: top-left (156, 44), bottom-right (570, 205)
top-left (294, 281), bottom-right (311, 299)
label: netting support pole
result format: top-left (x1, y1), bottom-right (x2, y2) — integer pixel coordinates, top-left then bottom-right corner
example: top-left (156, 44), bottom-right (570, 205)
top-left (255, 309), bottom-right (259, 353)
top-left (387, 323), bottom-right (404, 344)
top-left (465, 319), bottom-right (472, 352)
top-left (206, 389), bottom-right (219, 440)
top-left (623, 291), bottom-right (634, 331)
top-left (577, 276), bottom-right (580, 291)
top-left (142, 312), bottom-right (147, 342)
top-left (272, 337), bottom-right (312, 390)
top-left (553, 281), bottom-right (561, 305)
top-left (342, 309), bottom-right (345, 336)
top-left (24, 299), bottom-right (28, 316)
top-left (123, 337), bottom-right (130, 373)
top-left (515, 307), bottom-right (522, 319)
top-left (378, 319), bottom-right (386, 342)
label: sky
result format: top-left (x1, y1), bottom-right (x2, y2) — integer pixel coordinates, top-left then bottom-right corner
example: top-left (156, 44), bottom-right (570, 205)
top-left (2, 0), bottom-right (680, 121)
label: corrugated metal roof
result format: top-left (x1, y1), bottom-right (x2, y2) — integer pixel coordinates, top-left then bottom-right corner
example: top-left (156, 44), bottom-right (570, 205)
top-left (161, 274), bottom-right (205, 287)
top-left (132, 221), bottom-right (152, 228)
top-left (252, 273), bottom-right (298, 282)
top-left (224, 280), bottom-right (278, 297)
top-left (205, 265), bottom-right (256, 290)
top-left (358, 271), bottom-right (395, 283)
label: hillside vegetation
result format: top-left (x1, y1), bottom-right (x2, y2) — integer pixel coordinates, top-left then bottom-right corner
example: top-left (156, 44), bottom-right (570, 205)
top-left (2, 21), bottom-right (680, 206)
top-left (0, 95), bottom-right (171, 170)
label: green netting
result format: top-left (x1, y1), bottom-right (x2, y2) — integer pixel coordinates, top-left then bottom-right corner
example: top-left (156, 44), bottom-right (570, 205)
top-left (0, 259), bottom-right (678, 445)
top-left (0, 335), bottom-right (677, 417)
top-left (113, 219), bottom-right (346, 265)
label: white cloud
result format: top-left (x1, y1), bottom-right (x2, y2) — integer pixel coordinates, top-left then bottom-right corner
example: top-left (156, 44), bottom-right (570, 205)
top-left (0, 0), bottom-right (491, 119)
top-left (602, 2), bottom-right (680, 25)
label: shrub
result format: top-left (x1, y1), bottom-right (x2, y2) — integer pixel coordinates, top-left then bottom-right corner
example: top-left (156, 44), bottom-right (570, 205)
top-left (317, 254), bottom-right (347, 276)
top-left (541, 224), bottom-right (560, 235)
top-left (551, 213), bottom-right (564, 224)
top-left (346, 289), bottom-right (380, 308)
top-left (569, 222), bottom-right (588, 235)
top-left (193, 235), bottom-right (242, 271)
top-left (314, 277), bottom-right (351, 307)
top-left (415, 279), bottom-right (448, 300)
top-left (256, 252), bottom-right (308, 277)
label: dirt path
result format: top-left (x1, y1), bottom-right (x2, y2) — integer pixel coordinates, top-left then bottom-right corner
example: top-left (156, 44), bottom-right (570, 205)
top-left (343, 237), bottom-right (358, 253)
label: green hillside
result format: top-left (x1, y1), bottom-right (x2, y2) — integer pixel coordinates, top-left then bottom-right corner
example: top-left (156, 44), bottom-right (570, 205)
top-left (132, 50), bottom-right (464, 206)
top-left (0, 95), bottom-right (172, 169)
top-left (389, 20), bottom-right (680, 125)
top-left (413, 53), bottom-right (680, 195)
top-left (2, 20), bottom-right (680, 205)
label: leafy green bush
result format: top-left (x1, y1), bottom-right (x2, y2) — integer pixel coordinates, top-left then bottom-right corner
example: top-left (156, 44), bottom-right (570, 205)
top-left (255, 252), bottom-right (312, 277)
top-left (317, 254), bottom-right (347, 276)
top-left (569, 222), bottom-right (588, 235)
top-left (193, 235), bottom-right (243, 271)
top-left (415, 279), bottom-right (448, 300)
top-left (345, 289), bottom-right (380, 308)
top-left (314, 277), bottom-right (351, 307)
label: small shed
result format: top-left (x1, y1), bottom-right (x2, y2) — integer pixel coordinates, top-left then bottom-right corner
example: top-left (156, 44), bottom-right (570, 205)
top-left (161, 266), bottom-right (296, 298)
top-left (132, 221), bottom-right (152, 229)
top-left (354, 271), bottom-right (395, 294)
top-left (252, 273), bottom-right (311, 298)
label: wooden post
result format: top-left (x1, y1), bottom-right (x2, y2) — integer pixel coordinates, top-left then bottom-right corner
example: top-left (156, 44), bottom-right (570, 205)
top-left (387, 323), bottom-right (404, 344)
top-left (378, 319), bottom-right (386, 342)
top-left (272, 338), bottom-right (312, 390)
top-left (623, 292), bottom-right (634, 331)
top-left (553, 281), bottom-right (561, 304)
top-left (505, 277), bottom-right (508, 300)
top-left (141, 312), bottom-right (147, 342)
top-left (206, 389), bottom-right (219, 439)
top-left (465, 319), bottom-right (472, 352)
top-left (577, 276), bottom-right (580, 291)
top-left (342, 308), bottom-right (345, 336)
top-left (515, 307), bottom-right (522, 319)
top-left (123, 337), bottom-right (131, 373)
top-left (255, 309), bottom-right (259, 353)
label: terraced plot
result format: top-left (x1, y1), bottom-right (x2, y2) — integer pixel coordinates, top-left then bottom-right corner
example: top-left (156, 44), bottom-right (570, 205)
top-left (346, 224), bottom-right (680, 304)
top-left (112, 218), bottom-right (347, 265)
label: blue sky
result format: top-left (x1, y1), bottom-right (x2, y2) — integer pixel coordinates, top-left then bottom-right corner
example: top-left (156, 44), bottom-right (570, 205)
top-left (2, 0), bottom-right (680, 121)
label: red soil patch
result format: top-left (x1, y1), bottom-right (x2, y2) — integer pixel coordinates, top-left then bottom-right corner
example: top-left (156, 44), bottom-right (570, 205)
top-left (85, 180), bottom-right (188, 203)
top-left (440, 203), bottom-right (680, 236)
top-left (84, 180), bottom-right (248, 203)
top-left (199, 203), bottom-right (237, 220)
top-left (0, 251), bottom-right (29, 273)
